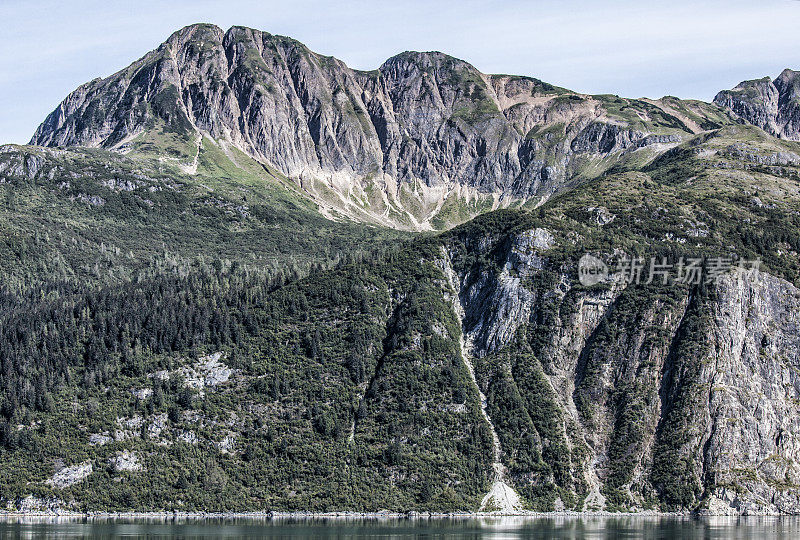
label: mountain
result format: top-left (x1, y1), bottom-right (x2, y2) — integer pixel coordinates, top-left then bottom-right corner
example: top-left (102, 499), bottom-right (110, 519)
top-left (4, 122), bottom-right (800, 515)
top-left (3, 23), bottom-right (800, 515)
top-left (714, 69), bottom-right (800, 141)
top-left (30, 23), bottom-right (736, 230)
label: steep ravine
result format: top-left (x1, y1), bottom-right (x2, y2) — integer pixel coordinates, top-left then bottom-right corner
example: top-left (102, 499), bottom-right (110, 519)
top-left (460, 323), bottom-right (522, 513)
top-left (440, 250), bottom-right (523, 512)
top-left (459, 304), bottom-right (523, 513)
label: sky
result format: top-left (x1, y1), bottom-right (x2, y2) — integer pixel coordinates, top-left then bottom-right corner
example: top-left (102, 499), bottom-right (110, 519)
top-left (1, 0), bottom-right (798, 144)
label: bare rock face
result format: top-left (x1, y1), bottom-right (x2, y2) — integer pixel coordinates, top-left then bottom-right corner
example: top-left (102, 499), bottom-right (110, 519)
top-left (108, 451), bottom-right (142, 473)
top-left (47, 461), bottom-right (93, 488)
top-left (443, 226), bottom-right (800, 515)
top-left (147, 413), bottom-right (168, 439)
top-left (700, 271), bottom-right (800, 515)
top-left (30, 23), bottom-right (728, 229)
top-left (179, 351), bottom-right (234, 392)
top-left (9, 495), bottom-right (66, 514)
top-left (714, 69), bottom-right (800, 141)
top-left (89, 432), bottom-right (112, 446)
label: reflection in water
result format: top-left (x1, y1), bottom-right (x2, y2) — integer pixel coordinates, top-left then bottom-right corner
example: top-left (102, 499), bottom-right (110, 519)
top-left (0, 515), bottom-right (799, 539)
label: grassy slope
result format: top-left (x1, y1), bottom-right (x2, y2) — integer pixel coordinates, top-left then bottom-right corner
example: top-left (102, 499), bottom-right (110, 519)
top-left (0, 137), bottom-right (408, 293)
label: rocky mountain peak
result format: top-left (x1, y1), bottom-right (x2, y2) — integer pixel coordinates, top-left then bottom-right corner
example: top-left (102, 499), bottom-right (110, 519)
top-left (714, 69), bottom-right (800, 141)
top-left (380, 50), bottom-right (475, 73)
top-left (30, 24), bottom-right (740, 230)
top-left (775, 68), bottom-right (800, 102)
top-left (776, 68), bottom-right (799, 83)
top-left (167, 22), bottom-right (224, 45)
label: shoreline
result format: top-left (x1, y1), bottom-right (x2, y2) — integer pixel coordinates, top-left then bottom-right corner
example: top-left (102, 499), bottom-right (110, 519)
top-left (0, 510), bottom-right (761, 519)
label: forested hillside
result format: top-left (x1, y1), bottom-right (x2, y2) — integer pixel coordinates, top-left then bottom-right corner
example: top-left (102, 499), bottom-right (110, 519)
top-left (3, 122), bottom-right (800, 514)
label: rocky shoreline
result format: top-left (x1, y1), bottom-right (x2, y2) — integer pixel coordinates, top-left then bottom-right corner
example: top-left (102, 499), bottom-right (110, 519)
top-left (0, 509), bottom-right (723, 519)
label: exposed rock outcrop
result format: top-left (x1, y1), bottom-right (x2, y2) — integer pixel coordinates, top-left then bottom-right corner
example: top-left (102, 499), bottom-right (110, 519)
top-left (714, 69), bottom-right (800, 141)
top-left (179, 351), bottom-right (234, 393)
top-left (108, 451), bottom-right (142, 473)
top-left (47, 461), bottom-right (93, 488)
top-left (443, 225), bottom-right (800, 515)
top-left (29, 23), bottom-right (729, 229)
top-left (8, 495), bottom-right (67, 514)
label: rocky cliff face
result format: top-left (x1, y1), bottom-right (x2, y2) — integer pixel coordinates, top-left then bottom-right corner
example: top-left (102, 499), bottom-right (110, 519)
top-left (30, 23), bottom-right (733, 229)
top-left (439, 222), bottom-right (800, 514)
top-left (701, 272), bottom-right (800, 515)
top-left (418, 130), bottom-right (800, 513)
top-left (714, 69), bottom-right (800, 141)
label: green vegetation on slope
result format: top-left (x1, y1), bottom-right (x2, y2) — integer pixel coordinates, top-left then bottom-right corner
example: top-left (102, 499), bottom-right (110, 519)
top-left (0, 141), bottom-right (408, 293)
top-left (1, 122), bottom-right (800, 512)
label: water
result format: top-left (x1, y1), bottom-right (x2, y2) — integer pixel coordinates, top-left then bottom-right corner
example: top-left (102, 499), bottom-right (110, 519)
top-left (1, 516), bottom-right (799, 539)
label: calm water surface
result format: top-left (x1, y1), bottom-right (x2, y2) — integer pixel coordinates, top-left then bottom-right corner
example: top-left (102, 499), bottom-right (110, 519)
top-left (1, 516), bottom-right (799, 539)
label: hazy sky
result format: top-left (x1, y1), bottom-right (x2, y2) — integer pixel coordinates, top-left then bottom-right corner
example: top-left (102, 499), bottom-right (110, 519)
top-left (1, 0), bottom-right (798, 144)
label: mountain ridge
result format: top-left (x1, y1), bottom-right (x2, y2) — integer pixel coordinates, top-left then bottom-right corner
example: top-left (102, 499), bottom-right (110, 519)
top-left (30, 23), bottom-right (740, 230)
